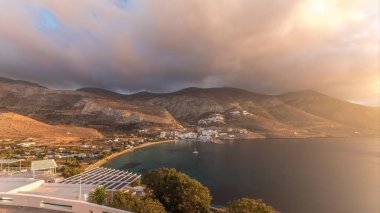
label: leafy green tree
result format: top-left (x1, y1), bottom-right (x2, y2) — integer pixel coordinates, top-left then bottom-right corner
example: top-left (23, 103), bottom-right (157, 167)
top-left (137, 197), bottom-right (166, 213)
top-left (61, 157), bottom-right (84, 178)
top-left (226, 198), bottom-right (277, 213)
top-left (91, 185), bottom-right (107, 205)
top-left (131, 178), bottom-right (142, 187)
top-left (61, 166), bottom-right (83, 178)
top-left (102, 152), bottom-right (111, 159)
top-left (111, 191), bottom-right (138, 210)
top-left (65, 157), bottom-right (79, 166)
top-left (143, 168), bottom-right (212, 213)
top-left (111, 191), bottom-right (165, 213)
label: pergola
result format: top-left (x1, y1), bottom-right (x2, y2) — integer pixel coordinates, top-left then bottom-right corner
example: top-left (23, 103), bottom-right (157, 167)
top-left (60, 167), bottom-right (141, 191)
top-left (0, 159), bottom-right (23, 174)
top-left (31, 159), bottom-right (58, 178)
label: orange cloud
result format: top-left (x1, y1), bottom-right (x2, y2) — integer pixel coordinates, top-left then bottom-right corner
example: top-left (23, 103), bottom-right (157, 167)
top-left (0, 0), bottom-right (378, 105)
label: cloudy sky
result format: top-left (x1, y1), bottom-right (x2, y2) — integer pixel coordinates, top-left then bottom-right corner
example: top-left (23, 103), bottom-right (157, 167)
top-left (0, 0), bottom-right (378, 105)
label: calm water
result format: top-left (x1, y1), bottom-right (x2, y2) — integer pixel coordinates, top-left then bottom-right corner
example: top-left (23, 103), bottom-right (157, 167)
top-left (103, 138), bottom-right (380, 213)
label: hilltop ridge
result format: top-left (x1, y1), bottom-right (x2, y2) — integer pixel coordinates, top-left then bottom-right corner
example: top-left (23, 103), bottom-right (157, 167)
top-left (0, 77), bottom-right (378, 139)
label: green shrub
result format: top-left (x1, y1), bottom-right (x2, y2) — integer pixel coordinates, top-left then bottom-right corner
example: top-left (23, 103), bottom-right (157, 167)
top-left (111, 191), bottom-right (165, 213)
top-left (143, 168), bottom-right (212, 213)
top-left (91, 185), bottom-right (107, 205)
top-left (226, 198), bottom-right (277, 213)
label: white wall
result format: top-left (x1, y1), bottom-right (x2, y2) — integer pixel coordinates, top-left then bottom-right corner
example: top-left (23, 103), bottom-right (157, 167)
top-left (0, 192), bottom-right (130, 213)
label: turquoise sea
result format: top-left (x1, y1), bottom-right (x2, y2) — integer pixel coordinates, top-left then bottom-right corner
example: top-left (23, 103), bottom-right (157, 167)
top-left (103, 138), bottom-right (380, 213)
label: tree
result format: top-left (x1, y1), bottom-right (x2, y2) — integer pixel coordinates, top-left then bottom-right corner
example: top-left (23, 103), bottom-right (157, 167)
top-left (111, 191), bottom-right (165, 213)
top-left (61, 166), bottom-right (83, 178)
top-left (111, 191), bottom-right (138, 211)
top-left (137, 197), bottom-right (166, 213)
top-left (131, 178), bottom-right (142, 187)
top-left (91, 185), bottom-right (107, 205)
top-left (102, 152), bottom-right (111, 159)
top-left (143, 168), bottom-right (212, 213)
top-left (65, 157), bottom-right (79, 166)
top-left (226, 198), bottom-right (277, 213)
top-left (61, 157), bottom-right (83, 178)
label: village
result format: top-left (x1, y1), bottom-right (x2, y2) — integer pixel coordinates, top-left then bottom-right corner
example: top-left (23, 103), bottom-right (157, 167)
top-left (0, 116), bottom-right (253, 167)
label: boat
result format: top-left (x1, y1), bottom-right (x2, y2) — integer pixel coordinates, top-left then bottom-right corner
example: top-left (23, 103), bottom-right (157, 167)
top-left (193, 147), bottom-right (199, 154)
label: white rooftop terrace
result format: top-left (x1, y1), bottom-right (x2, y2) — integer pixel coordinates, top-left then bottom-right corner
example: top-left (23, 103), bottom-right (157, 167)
top-left (22, 183), bottom-right (94, 200)
top-left (0, 178), bottom-right (43, 193)
top-left (0, 178), bottom-right (93, 200)
top-left (0, 177), bottom-right (129, 212)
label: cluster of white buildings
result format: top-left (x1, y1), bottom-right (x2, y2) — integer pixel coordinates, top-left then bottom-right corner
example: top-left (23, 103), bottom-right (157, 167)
top-left (197, 129), bottom-right (219, 141)
top-left (137, 129), bottom-right (148, 134)
top-left (230, 110), bottom-right (253, 117)
top-left (227, 128), bottom-right (248, 134)
top-left (176, 132), bottom-right (198, 140)
top-left (53, 153), bottom-right (88, 159)
top-left (170, 127), bottom-right (250, 141)
top-left (159, 131), bottom-right (179, 139)
top-left (17, 142), bottom-right (36, 148)
top-left (198, 114), bottom-right (225, 125)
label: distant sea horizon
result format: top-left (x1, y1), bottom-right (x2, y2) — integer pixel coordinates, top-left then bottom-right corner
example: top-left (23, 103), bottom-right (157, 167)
top-left (104, 138), bottom-right (380, 213)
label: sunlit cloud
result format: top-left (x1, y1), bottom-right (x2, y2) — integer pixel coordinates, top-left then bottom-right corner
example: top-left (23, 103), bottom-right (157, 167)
top-left (0, 0), bottom-right (378, 105)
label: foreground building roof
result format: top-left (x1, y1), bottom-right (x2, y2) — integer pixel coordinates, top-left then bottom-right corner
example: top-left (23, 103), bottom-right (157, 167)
top-left (0, 177), bottom-right (130, 213)
top-left (0, 159), bottom-right (22, 164)
top-left (60, 167), bottom-right (140, 191)
top-left (31, 159), bottom-right (58, 171)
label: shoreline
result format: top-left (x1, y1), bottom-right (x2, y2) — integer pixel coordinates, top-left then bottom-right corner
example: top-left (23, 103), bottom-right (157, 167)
top-left (86, 139), bottom-right (175, 170)
top-left (78, 136), bottom-right (379, 171)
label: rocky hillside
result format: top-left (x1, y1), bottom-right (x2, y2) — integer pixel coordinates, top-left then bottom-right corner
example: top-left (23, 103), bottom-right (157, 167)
top-left (125, 87), bottom-right (379, 138)
top-left (0, 112), bottom-right (102, 142)
top-left (0, 78), bottom-right (180, 133)
top-left (0, 77), bottom-right (378, 138)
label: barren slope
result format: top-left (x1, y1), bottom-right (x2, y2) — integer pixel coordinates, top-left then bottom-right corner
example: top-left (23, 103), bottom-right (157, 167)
top-left (127, 87), bottom-right (380, 137)
top-left (0, 112), bottom-right (102, 142)
top-left (0, 78), bottom-right (180, 132)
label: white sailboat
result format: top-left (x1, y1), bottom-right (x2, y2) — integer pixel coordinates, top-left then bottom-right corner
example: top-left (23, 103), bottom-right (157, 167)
top-left (193, 147), bottom-right (199, 154)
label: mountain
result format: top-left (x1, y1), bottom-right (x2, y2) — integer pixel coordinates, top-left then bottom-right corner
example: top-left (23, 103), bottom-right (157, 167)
top-left (127, 87), bottom-right (266, 120)
top-left (278, 90), bottom-right (379, 130)
top-left (80, 86), bottom-right (380, 138)
top-left (0, 112), bottom-right (102, 142)
top-left (77, 87), bottom-right (126, 99)
top-left (0, 77), bottom-right (180, 134)
top-left (0, 77), bottom-right (45, 88)
top-left (0, 77), bottom-right (378, 138)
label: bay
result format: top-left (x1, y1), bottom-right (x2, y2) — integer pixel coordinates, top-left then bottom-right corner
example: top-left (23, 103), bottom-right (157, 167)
top-left (103, 138), bottom-right (380, 213)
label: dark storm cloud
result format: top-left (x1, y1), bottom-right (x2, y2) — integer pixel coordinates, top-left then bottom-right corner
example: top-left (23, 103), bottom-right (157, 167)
top-left (0, 0), bottom-right (378, 105)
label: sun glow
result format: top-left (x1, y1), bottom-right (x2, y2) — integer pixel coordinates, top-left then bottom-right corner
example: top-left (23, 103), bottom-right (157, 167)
top-left (311, 1), bottom-right (328, 14)
top-left (297, 0), bottom-right (342, 29)
top-left (375, 79), bottom-right (380, 93)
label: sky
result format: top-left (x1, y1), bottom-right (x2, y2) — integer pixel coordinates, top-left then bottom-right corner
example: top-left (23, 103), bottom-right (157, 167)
top-left (0, 0), bottom-right (379, 106)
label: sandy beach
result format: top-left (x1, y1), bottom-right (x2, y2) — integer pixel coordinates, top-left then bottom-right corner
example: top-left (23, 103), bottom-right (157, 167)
top-left (86, 139), bottom-right (175, 170)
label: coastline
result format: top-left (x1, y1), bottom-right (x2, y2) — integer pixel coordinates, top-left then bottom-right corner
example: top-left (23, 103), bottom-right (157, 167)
top-left (86, 139), bottom-right (175, 170)
top-left (84, 136), bottom-right (378, 171)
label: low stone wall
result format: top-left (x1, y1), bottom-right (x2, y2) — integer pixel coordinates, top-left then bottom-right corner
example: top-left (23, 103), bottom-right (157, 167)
top-left (0, 193), bottom-right (129, 213)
